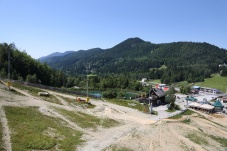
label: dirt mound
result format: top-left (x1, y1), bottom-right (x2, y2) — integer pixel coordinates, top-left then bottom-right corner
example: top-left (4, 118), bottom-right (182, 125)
top-left (1, 82), bottom-right (227, 151)
top-left (211, 114), bottom-right (225, 118)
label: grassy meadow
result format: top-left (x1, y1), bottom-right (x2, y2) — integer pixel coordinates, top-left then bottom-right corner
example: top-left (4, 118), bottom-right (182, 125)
top-left (105, 99), bottom-right (146, 112)
top-left (5, 106), bottom-right (84, 151)
top-left (156, 74), bottom-right (227, 92)
top-left (194, 74), bottom-right (227, 92)
top-left (55, 108), bottom-right (119, 129)
top-left (0, 120), bottom-right (5, 151)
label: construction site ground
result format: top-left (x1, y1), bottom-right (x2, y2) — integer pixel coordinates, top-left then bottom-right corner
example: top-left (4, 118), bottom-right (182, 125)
top-left (0, 82), bottom-right (227, 151)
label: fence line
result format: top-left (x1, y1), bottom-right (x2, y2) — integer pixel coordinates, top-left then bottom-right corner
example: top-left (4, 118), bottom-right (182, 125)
top-left (0, 78), bottom-right (100, 98)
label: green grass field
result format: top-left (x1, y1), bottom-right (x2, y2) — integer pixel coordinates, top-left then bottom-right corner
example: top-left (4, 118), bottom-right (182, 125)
top-left (0, 120), bottom-right (5, 151)
top-left (151, 79), bottom-right (161, 84)
top-left (169, 109), bottom-right (195, 119)
top-left (5, 106), bottom-right (84, 151)
top-left (155, 74), bottom-right (227, 92)
top-left (55, 108), bottom-right (119, 129)
top-left (194, 74), bottom-right (227, 92)
top-left (105, 99), bottom-right (145, 112)
top-left (12, 82), bottom-right (62, 104)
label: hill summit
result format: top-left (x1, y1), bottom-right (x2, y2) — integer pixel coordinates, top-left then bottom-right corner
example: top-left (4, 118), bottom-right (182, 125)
top-left (40, 37), bottom-right (227, 83)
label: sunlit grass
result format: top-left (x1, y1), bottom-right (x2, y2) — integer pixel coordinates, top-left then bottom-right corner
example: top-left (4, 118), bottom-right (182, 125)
top-left (169, 109), bottom-right (195, 119)
top-left (166, 109), bottom-right (176, 113)
top-left (12, 82), bottom-right (41, 96)
top-left (208, 135), bottom-right (227, 147)
top-left (194, 74), bottom-right (227, 92)
top-left (186, 132), bottom-right (208, 145)
top-left (41, 94), bottom-right (62, 105)
top-left (199, 115), bottom-right (225, 128)
top-left (5, 106), bottom-right (84, 150)
top-left (151, 79), bottom-right (161, 83)
top-left (58, 95), bottom-right (96, 108)
top-left (0, 120), bottom-right (5, 151)
top-left (55, 108), bottom-right (119, 129)
top-left (12, 82), bottom-right (62, 104)
top-left (105, 99), bottom-right (145, 112)
top-left (104, 145), bottom-right (134, 151)
top-left (9, 88), bottom-right (25, 96)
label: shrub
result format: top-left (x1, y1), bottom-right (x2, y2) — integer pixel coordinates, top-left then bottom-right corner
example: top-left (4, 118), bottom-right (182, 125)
top-left (168, 102), bottom-right (181, 110)
top-left (102, 90), bottom-right (117, 99)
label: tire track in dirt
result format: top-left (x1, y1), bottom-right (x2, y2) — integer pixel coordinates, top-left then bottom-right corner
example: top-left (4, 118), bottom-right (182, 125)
top-left (167, 123), bottom-right (205, 151)
top-left (0, 106), bottom-right (12, 151)
top-left (38, 107), bottom-right (89, 134)
top-left (78, 124), bottom-right (138, 151)
top-left (52, 94), bottom-right (68, 106)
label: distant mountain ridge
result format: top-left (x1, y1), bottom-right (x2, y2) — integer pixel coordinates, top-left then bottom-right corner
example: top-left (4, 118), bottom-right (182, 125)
top-left (40, 37), bottom-right (227, 79)
top-left (39, 51), bottom-right (75, 62)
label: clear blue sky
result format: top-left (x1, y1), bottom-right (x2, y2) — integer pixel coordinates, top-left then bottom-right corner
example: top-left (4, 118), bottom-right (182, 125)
top-left (1, 0), bottom-right (227, 59)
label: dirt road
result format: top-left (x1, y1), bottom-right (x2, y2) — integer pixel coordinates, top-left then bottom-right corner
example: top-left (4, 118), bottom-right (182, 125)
top-left (1, 83), bottom-right (227, 151)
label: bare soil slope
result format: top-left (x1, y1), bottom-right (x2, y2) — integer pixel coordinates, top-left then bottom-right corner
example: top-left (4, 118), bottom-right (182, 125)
top-left (0, 82), bottom-right (227, 151)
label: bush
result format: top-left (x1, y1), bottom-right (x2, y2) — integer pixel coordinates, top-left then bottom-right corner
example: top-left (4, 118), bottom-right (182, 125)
top-left (102, 90), bottom-right (117, 99)
top-left (168, 102), bottom-right (181, 110)
top-left (151, 110), bottom-right (158, 115)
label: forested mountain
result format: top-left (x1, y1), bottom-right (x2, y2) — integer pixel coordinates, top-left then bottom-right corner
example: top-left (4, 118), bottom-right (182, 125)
top-left (42, 37), bottom-right (227, 84)
top-left (41, 48), bottom-right (104, 70)
top-left (39, 51), bottom-right (75, 62)
top-left (1, 37), bottom-right (227, 90)
top-left (0, 43), bottom-right (66, 87)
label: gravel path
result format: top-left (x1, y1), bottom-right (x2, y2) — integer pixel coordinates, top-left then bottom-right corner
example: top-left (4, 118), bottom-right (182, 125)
top-left (1, 82), bottom-right (227, 151)
top-left (0, 106), bottom-right (12, 151)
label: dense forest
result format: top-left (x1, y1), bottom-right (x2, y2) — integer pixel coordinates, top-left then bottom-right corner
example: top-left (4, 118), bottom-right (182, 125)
top-left (41, 37), bottom-right (227, 84)
top-left (0, 43), bottom-right (66, 87)
top-left (1, 37), bottom-right (227, 95)
top-left (0, 43), bottom-right (144, 93)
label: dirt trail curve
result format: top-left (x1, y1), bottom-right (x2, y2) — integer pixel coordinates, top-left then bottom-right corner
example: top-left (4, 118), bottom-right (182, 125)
top-left (52, 94), bottom-right (68, 106)
top-left (0, 106), bottom-right (12, 151)
top-left (1, 82), bottom-right (227, 151)
top-left (0, 84), bottom-right (156, 151)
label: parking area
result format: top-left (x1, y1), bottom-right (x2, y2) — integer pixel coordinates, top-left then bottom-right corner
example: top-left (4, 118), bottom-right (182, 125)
top-left (150, 93), bottom-right (227, 121)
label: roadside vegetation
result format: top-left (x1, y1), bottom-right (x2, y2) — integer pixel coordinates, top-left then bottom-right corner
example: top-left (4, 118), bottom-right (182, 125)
top-left (104, 99), bottom-right (145, 112)
top-left (12, 82), bottom-right (62, 104)
top-left (169, 109), bottom-right (195, 119)
top-left (0, 120), bottom-right (5, 151)
top-left (41, 94), bottom-right (62, 105)
top-left (186, 132), bottom-right (208, 145)
top-left (208, 135), bottom-right (227, 147)
top-left (187, 131), bottom-right (227, 148)
top-left (58, 95), bottom-right (96, 108)
top-left (200, 116), bottom-right (225, 128)
top-left (104, 145), bottom-right (134, 151)
top-left (0, 80), bottom-right (24, 96)
top-left (9, 88), bottom-right (25, 96)
top-left (194, 74), bottom-right (227, 92)
top-left (4, 106), bottom-right (84, 151)
top-left (12, 82), bottom-right (43, 96)
top-left (151, 79), bottom-right (161, 84)
top-left (54, 108), bottom-right (120, 129)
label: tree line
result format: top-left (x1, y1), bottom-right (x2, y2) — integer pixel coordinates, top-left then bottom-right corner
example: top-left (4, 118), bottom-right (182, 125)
top-left (41, 38), bottom-right (227, 85)
top-left (1, 39), bottom-right (227, 92)
top-left (0, 43), bottom-right (66, 87)
top-left (0, 43), bottom-right (146, 93)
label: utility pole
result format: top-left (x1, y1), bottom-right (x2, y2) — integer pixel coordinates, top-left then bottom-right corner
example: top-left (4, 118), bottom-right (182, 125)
top-left (8, 48), bottom-right (10, 80)
top-left (86, 66), bottom-right (88, 97)
top-left (149, 85), bottom-right (153, 114)
top-left (86, 64), bottom-right (90, 103)
top-left (7, 47), bottom-right (11, 90)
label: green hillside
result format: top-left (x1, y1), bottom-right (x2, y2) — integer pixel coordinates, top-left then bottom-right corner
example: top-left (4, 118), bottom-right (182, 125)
top-left (2, 37), bottom-right (227, 90)
top-left (195, 74), bottom-right (227, 92)
top-left (0, 43), bottom-right (66, 87)
top-left (41, 37), bottom-right (227, 84)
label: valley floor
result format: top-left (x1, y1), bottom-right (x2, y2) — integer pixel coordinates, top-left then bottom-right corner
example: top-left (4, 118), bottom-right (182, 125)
top-left (0, 82), bottom-right (227, 151)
